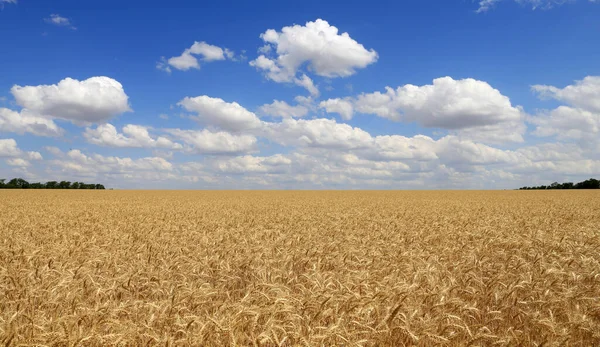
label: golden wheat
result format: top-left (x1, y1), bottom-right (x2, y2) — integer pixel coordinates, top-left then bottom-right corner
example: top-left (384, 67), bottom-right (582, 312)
top-left (0, 190), bottom-right (599, 346)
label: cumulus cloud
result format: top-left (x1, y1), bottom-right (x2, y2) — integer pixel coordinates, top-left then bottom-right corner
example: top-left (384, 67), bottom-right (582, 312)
top-left (0, 138), bottom-right (43, 168)
top-left (211, 154), bottom-right (292, 174)
top-left (11, 77), bottom-right (131, 124)
top-left (532, 76), bottom-right (600, 113)
top-left (320, 77), bottom-right (525, 143)
top-left (477, 0), bottom-right (597, 12)
top-left (530, 106), bottom-right (599, 140)
top-left (258, 100), bottom-right (309, 118)
top-left (0, 108), bottom-right (64, 137)
top-left (178, 95), bottom-right (263, 132)
top-left (250, 19), bottom-right (377, 93)
top-left (530, 76), bottom-right (600, 141)
top-left (262, 118), bottom-right (373, 150)
top-left (44, 14), bottom-right (76, 30)
top-left (84, 123), bottom-right (182, 149)
top-left (318, 98), bottom-right (354, 120)
top-left (44, 149), bottom-right (174, 178)
top-left (166, 129), bottom-right (257, 155)
top-left (0, 138), bottom-right (22, 157)
top-left (158, 41), bottom-right (233, 72)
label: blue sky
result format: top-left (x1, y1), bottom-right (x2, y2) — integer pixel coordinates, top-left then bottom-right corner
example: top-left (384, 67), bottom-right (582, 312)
top-left (0, 0), bottom-right (599, 189)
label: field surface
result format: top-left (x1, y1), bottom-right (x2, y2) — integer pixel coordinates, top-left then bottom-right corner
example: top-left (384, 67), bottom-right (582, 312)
top-left (1, 190), bottom-right (599, 346)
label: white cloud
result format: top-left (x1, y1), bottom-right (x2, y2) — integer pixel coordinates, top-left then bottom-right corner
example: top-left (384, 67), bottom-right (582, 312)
top-left (249, 19), bottom-right (377, 93)
top-left (0, 108), bottom-right (64, 137)
top-left (477, 0), bottom-right (597, 12)
top-left (166, 129), bottom-right (257, 155)
top-left (322, 77), bottom-right (525, 143)
top-left (477, 0), bottom-right (503, 12)
top-left (0, 138), bottom-right (42, 168)
top-left (0, 0), bottom-right (17, 8)
top-left (0, 138), bottom-right (22, 157)
top-left (52, 149), bottom-right (174, 174)
top-left (532, 76), bottom-right (600, 113)
top-left (211, 154), bottom-right (292, 174)
top-left (294, 74), bottom-right (319, 97)
top-left (318, 98), bottom-right (354, 120)
top-left (258, 100), bottom-right (309, 118)
top-left (530, 106), bottom-right (599, 140)
top-left (178, 95), bottom-right (263, 132)
top-left (262, 118), bottom-right (373, 149)
top-left (84, 123), bottom-right (183, 149)
top-left (6, 158), bottom-right (30, 167)
top-left (43, 146), bottom-right (64, 157)
top-left (11, 77), bottom-right (131, 124)
top-left (251, 19), bottom-right (378, 80)
top-left (44, 14), bottom-right (76, 29)
top-left (159, 41), bottom-right (233, 72)
top-left (530, 77), bottom-right (600, 141)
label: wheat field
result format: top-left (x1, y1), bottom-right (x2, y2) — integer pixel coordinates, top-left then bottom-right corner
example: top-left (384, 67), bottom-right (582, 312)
top-left (0, 190), bottom-right (599, 346)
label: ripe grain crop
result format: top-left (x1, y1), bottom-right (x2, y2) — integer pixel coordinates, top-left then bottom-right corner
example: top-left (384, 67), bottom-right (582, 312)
top-left (0, 190), bottom-right (599, 346)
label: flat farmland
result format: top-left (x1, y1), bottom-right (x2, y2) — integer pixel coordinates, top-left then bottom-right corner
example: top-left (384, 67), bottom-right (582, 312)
top-left (1, 191), bottom-right (599, 346)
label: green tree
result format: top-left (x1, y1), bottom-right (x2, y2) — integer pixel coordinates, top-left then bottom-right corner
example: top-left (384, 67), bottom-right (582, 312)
top-left (8, 178), bottom-right (30, 189)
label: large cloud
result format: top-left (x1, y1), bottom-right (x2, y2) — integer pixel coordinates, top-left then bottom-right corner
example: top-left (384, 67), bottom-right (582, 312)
top-left (320, 77), bottom-right (525, 143)
top-left (179, 96), bottom-right (263, 132)
top-left (11, 77), bottom-right (131, 124)
top-left (249, 19), bottom-right (377, 94)
top-left (84, 123), bottom-right (182, 149)
top-left (0, 108), bottom-right (63, 137)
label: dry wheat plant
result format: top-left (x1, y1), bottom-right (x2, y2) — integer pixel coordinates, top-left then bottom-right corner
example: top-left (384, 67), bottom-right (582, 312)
top-left (0, 190), bottom-right (599, 346)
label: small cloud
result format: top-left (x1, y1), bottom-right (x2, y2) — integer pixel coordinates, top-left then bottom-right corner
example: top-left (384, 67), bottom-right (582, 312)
top-left (159, 114), bottom-right (169, 120)
top-left (44, 14), bottom-right (76, 30)
top-left (0, 0), bottom-right (17, 9)
top-left (476, 0), bottom-right (596, 13)
top-left (156, 57), bottom-right (172, 73)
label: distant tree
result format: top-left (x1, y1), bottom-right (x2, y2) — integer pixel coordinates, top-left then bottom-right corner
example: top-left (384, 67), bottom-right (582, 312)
top-left (561, 182), bottom-right (574, 189)
top-left (519, 178), bottom-right (599, 190)
top-left (575, 178), bottom-right (600, 189)
top-left (8, 178), bottom-right (29, 189)
top-left (0, 178), bottom-right (106, 190)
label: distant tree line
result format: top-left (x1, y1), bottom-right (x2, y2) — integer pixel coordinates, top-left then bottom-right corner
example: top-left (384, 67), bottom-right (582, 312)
top-left (519, 178), bottom-right (600, 190)
top-left (0, 178), bottom-right (105, 190)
